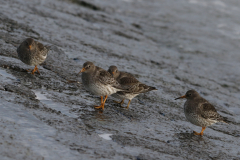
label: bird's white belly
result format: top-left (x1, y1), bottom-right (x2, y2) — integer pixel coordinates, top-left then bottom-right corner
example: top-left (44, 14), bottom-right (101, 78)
top-left (185, 113), bottom-right (215, 127)
top-left (86, 83), bottom-right (118, 96)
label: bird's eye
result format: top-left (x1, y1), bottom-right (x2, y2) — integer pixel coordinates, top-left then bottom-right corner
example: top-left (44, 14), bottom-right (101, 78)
top-left (189, 93), bottom-right (192, 96)
top-left (116, 70), bottom-right (118, 73)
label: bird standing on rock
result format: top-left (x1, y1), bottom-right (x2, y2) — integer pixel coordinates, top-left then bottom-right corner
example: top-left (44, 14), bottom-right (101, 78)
top-left (108, 65), bottom-right (157, 109)
top-left (17, 38), bottom-right (50, 75)
top-left (175, 90), bottom-right (228, 136)
top-left (79, 62), bottom-right (128, 110)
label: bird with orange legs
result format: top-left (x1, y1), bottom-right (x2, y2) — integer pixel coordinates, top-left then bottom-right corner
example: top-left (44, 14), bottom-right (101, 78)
top-left (108, 65), bottom-right (157, 109)
top-left (79, 62), bottom-right (128, 110)
top-left (17, 38), bottom-right (50, 75)
top-left (175, 90), bottom-right (228, 136)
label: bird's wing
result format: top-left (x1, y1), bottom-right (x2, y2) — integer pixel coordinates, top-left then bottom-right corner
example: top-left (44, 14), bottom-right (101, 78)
top-left (36, 42), bottom-right (50, 56)
top-left (118, 77), bottom-right (156, 93)
top-left (118, 72), bottom-right (136, 80)
top-left (97, 67), bottom-right (124, 89)
top-left (199, 102), bottom-right (224, 121)
top-left (118, 77), bottom-right (140, 91)
top-left (119, 77), bottom-right (139, 85)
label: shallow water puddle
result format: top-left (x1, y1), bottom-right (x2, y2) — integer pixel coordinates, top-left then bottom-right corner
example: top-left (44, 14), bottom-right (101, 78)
top-left (34, 91), bottom-right (49, 100)
top-left (33, 90), bottom-right (78, 118)
top-left (98, 133), bottom-right (113, 140)
top-left (0, 68), bottom-right (16, 83)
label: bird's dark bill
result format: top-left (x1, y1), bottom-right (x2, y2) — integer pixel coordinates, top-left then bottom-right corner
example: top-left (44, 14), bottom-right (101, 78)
top-left (175, 95), bottom-right (186, 100)
top-left (111, 72), bottom-right (115, 77)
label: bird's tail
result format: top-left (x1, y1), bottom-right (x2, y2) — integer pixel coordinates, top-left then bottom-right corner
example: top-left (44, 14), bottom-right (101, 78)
top-left (221, 117), bottom-right (230, 124)
top-left (138, 85), bottom-right (157, 93)
top-left (147, 86), bottom-right (158, 91)
top-left (45, 45), bottom-right (52, 51)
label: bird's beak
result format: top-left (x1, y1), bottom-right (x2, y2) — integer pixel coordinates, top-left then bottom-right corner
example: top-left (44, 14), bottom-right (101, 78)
top-left (111, 72), bottom-right (115, 77)
top-left (78, 68), bottom-right (85, 74)
top-left (29, 45), bottom-right (32, 50)
top-left (175, 95), bottom-right (186, 100)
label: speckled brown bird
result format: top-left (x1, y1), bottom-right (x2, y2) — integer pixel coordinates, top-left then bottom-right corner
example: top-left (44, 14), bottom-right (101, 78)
top-left (175, 90), bottom-right (228, 136)
top-left (79, 62), bottom-right (128, 110)
top-left (108, 65), bottom-right (157, 109)
top-left (17, 38), bottom-right (50, 75)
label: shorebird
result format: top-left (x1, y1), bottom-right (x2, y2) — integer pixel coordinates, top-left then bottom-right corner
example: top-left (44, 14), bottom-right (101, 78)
top-left (108, 65), bottom-right (157, 109)
top-left (17, 38), bottom-right (50, 75)
top-left (175, 90), bottom-right (228, 136)
top-left (79, 62), bottom-right (128, 110)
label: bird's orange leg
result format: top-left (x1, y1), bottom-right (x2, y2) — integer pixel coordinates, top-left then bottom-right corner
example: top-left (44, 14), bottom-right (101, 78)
top-left (121, 100), bottom-right (131, 109)
top-left (193, 127), bottom-right (206, 136)
top-left (31, 65), bottom-right (39, 75)
top-left (36, 67), bottom-right (40, 74)
top-left (95, 95), bottom-right (108, 110)
top-left (125, 100), bottom-right (131, 109)
top-left (114, 99), bottom-right (124, 106)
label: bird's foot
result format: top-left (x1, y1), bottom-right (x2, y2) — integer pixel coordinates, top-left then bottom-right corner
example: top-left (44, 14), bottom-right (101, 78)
top-left (120, 105), bottom-right (129, 109)
top-left (94, 104), bottom-right (105, 110)
top-left (120, 100), bottom-right (131, 109)
top-left (26, 69), bottom-right (32, 72)
top-left (31, 70), bottom-right (35, 75)
top-left (114, 100), bottom-right (124, 105)
top-left (36, 68), bottom-right (40, 74)
top-left (31, 66), bottom-right (40, 75)
top-left (114, 100), bottom-right (125, 108)
top-left (26, 69), bottom-right (37, 75)
top-left (193, 131), bottom-right (203, 136)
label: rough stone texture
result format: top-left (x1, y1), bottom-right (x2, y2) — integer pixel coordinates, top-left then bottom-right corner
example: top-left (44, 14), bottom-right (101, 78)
top-left (0, 0), bottom-right (240, 159)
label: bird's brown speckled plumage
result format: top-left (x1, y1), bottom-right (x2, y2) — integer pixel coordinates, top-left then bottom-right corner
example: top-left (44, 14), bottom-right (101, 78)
top-left (175, 90), bottom-right (228, 136)
top-left (80, 62), bottom-right (127, 110)
top-left (17, 38), bottom-right (50, 74)
top-left (108, 65), bottom-right (157, 109)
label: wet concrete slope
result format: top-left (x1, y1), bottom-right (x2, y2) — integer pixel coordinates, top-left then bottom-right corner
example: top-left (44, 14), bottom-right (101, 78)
top-left (0, 0), bottom-right (240, 159)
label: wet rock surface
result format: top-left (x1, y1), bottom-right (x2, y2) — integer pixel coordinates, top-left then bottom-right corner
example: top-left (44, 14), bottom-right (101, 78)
top-left (0, 0), bottom-right (240, 159)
